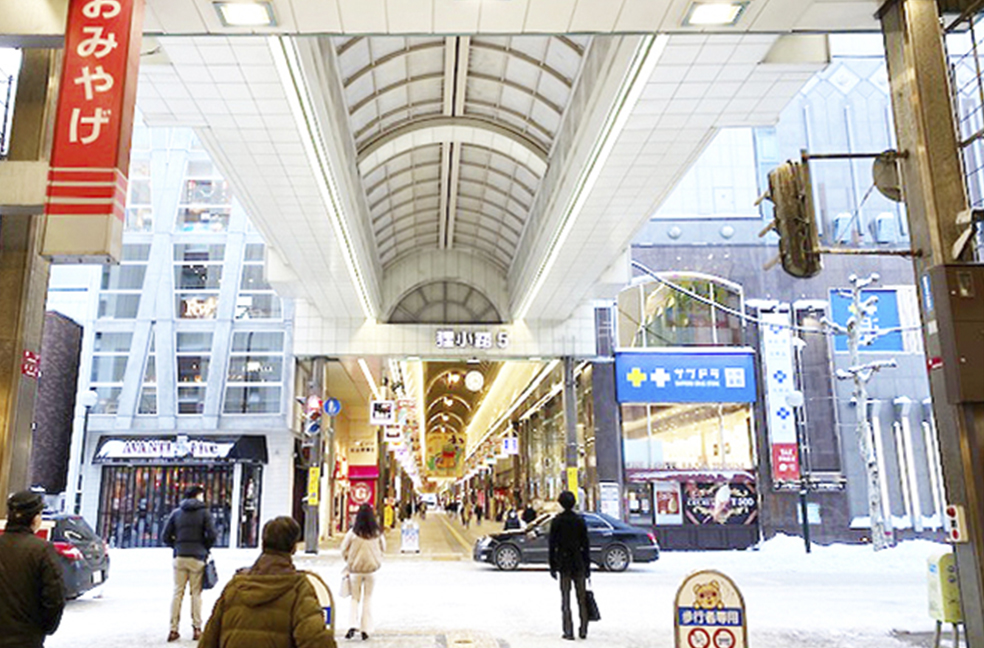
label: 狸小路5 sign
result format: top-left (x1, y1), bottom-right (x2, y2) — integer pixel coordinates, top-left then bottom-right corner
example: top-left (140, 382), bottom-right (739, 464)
top-left (614, 349), bottom-right (756, 404)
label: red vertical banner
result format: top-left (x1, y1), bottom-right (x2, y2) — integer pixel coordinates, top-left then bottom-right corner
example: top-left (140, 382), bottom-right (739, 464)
top-left (42, 0), bottom-right (144, 263)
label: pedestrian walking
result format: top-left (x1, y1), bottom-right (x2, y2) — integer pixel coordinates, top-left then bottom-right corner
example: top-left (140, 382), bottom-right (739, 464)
top-left (198, 516), bottom-right (336, 648)
top-left (0, 490), bottom-right (65, 648)
top-left (503, 507), bottom-right (521, 530)
top-left (474, 503), bottom-right (483, 526)
top-left (521, 503), bottom-right (537, 525)
top-left (341, 504), bottom-right (385, 640)
top-left (161, 484), bottom-right (217, 642)
top-left (548, 491), bottom-right (591, 640)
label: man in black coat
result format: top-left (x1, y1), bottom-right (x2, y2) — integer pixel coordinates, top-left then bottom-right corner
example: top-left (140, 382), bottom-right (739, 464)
top-left (0, 490), bottom-right (65, 648)
top-left (161, 485), bottom-right (216, 642)
top-left (548, 491), bottom-right (591, 640)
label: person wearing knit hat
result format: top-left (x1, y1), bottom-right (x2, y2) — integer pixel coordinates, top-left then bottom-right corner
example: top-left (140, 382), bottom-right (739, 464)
top-left (0, 490), bottom-right (65, 647)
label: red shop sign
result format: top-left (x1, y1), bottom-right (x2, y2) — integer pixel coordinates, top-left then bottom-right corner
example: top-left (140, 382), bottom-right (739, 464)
top-left (42, 0), bottom-right (144, 263)
top-left (771, 442), bottom-right (801, 482)
top-left (21, 350), bottom-right (41, 379)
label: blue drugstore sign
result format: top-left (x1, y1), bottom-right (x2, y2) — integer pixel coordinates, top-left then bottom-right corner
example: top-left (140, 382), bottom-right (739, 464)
top-left (615, 349), bottom-right (757, 404)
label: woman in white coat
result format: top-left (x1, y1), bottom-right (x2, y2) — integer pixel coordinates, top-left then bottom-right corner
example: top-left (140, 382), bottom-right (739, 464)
top-left (341, 504), bottom-right (385, 640)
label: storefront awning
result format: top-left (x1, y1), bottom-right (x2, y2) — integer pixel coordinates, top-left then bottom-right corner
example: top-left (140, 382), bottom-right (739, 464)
top-left (92, 435), bottom-right (268, 464)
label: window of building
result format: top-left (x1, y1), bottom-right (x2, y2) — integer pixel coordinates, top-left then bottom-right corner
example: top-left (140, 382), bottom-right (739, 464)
top-left (176, 331), bottom-right (212, 414)
top-left (616, 274), bottom-right (743, 348)
top-left (125, 157), bottom-right (153, 232)
top-left (174, 244), bottom-right (224, 319)
top-left (236, 243), bottom-right (281, 320)
top-left (98, 244), bottom-right (150, 319)
top-left (90, 332), bottom-right (133, 414)
top-left (175, 160), bottom-right (232, 232)
top-left (138, 331), bottom-right (157, 415)
top-left (223, 331), bottom-right (283, 414)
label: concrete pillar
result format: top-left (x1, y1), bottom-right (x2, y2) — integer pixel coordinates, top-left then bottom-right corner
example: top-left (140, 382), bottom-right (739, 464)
top-left (0, 50), bottom-right (56, 514)
top-left (591, 360), bottom-right (624, 512)
top-left (880, 1), bottom-right (984, 643)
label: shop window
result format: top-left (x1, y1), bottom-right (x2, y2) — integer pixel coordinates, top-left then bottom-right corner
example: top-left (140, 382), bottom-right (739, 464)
top-left (96, 464), bottom-right (233, 549)
top-left (621, 403), bottom-right (754, 471)
top-left (236, 243), bottom-right (281, 320)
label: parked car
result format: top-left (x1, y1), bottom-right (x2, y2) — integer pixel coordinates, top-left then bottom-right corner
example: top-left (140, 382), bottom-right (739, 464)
top-left (46, 514), bottom-right (110, 599)
top-left (473, 511), bottom-right (659, 572)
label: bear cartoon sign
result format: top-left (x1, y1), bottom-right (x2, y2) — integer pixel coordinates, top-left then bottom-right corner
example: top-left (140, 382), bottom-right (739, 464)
top-left (674, 570), bottom-right (747, 648)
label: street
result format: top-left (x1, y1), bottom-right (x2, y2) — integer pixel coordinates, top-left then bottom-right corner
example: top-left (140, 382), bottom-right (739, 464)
top-left (48, 512), bottom-right (943, 648)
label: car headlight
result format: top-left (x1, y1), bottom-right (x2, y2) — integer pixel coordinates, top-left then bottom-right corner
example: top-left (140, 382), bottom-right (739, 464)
top-left (476, 536), bottom-right (491, 548)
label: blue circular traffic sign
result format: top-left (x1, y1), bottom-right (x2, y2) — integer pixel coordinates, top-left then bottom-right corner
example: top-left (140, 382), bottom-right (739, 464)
top-left (323, 397), bottom-right (342, 416)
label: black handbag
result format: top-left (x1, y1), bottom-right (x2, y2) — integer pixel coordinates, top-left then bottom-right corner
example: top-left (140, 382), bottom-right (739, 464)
top-left (202, 555), bottom-right (219, 590)
top-left (585, 579), bottom-right (601, 622)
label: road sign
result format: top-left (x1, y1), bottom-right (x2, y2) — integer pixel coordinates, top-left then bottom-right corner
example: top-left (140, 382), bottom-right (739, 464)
top-left (323, 397), bottom-right (342, 417)
top-left (674, 570), bottom-right (747, 648)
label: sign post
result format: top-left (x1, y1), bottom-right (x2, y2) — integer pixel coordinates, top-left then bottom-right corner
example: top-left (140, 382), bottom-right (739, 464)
top-left (674, 570), bottom-right (747, 648)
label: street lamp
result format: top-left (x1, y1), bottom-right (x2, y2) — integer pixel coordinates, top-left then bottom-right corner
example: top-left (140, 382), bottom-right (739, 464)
top-left (75, 389), bottom-right (99, 514)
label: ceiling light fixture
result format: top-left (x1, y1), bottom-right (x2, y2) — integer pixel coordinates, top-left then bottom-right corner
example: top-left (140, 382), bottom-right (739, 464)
top-left (215, 2), bottom-right (276, 27)
top-left (682, 2), bottom-right (747, 27)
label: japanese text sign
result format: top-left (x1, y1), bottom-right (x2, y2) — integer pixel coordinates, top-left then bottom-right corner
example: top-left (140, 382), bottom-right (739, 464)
top-left (675, 570), bottom-right (747, 648)
top-left (614, 349), bottom-right (756, 404)
top-left (43, 0), bottom-right (144, 263)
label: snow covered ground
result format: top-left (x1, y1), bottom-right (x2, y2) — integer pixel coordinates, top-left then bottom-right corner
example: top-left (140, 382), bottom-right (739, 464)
top-left (45, 528), bottom-right (948, 648)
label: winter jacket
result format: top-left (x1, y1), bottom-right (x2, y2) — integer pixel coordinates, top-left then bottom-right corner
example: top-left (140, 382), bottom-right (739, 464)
top-left (0, 525), bottom-right (66, 648)
top-left (340, 531), bottom-right (385, 574)
top-left (160, 498), bottom-right (216, 560)
top-left (548, 510), bottom-right (591, 577)
top-left (198, 551), bottom-right (336, 648)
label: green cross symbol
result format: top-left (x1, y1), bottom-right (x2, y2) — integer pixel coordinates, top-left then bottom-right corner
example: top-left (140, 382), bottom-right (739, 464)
top-left (626, 367), bottom-right (647, 388)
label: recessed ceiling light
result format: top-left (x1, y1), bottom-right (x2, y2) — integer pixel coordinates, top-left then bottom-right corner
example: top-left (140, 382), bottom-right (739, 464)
top-left (683, 2), bottom-right (747, 27)
top-left (214, 2), bottom-right (276, 27)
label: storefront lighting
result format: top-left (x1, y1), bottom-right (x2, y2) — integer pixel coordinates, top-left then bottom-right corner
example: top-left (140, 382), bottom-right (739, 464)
top-left (215, 2), bottom-right (277, 27)
top-left (682, 2), bottom-right (747, 27)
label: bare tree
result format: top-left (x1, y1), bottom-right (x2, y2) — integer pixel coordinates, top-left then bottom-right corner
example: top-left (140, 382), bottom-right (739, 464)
top-left (826, 273), bottom-right (897, 551)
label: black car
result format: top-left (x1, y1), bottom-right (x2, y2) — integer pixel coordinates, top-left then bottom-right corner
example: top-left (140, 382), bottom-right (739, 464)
top-left (473, 511), bottom-right (659, 572)
top-left (46, 514), bottom-right (110, 599)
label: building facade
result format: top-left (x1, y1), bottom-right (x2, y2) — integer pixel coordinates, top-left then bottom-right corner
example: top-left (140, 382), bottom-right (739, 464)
top-left (47, 123), bottom-right (295, 549)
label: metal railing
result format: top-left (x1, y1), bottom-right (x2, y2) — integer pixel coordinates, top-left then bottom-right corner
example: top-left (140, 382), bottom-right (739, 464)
top-left (946, 6), bottom-right (984, 209)
top-left (0, 66), bottom-right (13, 159)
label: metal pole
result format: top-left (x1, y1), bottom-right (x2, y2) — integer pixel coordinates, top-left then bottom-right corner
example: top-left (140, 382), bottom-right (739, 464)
top-left (881, 2), bottom-right (984, 644)
top-left (74, 404), bottom-right (91, 515)
top-left (304, 357), bottom-right (326, 554)
top-left (562, 357), bottom-right (579, 504)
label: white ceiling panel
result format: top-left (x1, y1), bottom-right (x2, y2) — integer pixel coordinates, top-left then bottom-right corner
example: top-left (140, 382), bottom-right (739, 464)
top-left (289, 0), bottom-right (343, 33)
top-left (477, 0), bottom-right (531, 33)
top-left (524, 0), bottom-right (578, 33)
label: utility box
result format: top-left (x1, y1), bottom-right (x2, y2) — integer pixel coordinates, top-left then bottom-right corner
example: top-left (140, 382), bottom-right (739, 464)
top-left (928, 550), bottom-right (963, 623)
top-left (927, 265), bottom-right (984, 403)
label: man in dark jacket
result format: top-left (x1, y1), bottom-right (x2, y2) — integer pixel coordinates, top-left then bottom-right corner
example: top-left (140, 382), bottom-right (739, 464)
top-left (161, 485), bottom-right (216, 642)
top-left (199, 516), bottom-right (336, 648)
top-left (0, 490), bottom-right (65, 648)
top-left (548, 491), bottom-right (591, 640)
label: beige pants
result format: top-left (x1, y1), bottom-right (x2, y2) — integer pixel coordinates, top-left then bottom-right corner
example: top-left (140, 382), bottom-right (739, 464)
top-left (348, 573), bottom-right (376, 633)
top-left (170, 556), bottom-right (205, 632)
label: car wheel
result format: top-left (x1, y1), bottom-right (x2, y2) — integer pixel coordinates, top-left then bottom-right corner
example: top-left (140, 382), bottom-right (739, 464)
top-left (494, 544), bottom-right (521, 571)
top-left (603, 544), bottom-right (630, 572)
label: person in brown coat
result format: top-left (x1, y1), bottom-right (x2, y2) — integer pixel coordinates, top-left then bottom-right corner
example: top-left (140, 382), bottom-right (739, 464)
top-left (198, 516), bottom-right (336, 648)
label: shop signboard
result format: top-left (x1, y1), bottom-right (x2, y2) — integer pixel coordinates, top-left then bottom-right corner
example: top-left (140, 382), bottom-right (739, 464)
top-left (683, 482), bottom-right (758, 526)
top-left (369, 400), bottom-right (396, 426)
top-left (307, 466), bottom-right (320, 506)
top-left (347, 478), bottom-right (376, 525)
top-left (95, 436), bottom-right (236, 461)
top-left (502, 437), bottom-right (519, 455)
top-left (759, 311), bottom-right (800, 484)
top-left (674, 570), bottom-right (747, 648)
top-left (655, 481), bottom-right (684, 525)
top-left (614, 349), bottom-right (756, 404)
top-left (599, 482), bottom-right (621, 519)
top-left (42, 0), bottom-right (145, 264)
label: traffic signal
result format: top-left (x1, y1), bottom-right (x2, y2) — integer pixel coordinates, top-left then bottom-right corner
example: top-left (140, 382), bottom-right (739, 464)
top-left (758, 160), bottom-right (822, 279)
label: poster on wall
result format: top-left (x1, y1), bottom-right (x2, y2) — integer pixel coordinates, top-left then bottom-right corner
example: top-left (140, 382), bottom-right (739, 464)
top-left (654, 481), bottom-right (684, 525)
top-left (683, 481), bottom-right (758, 525)
top-left (599, 482), bottom-right (621, 519)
